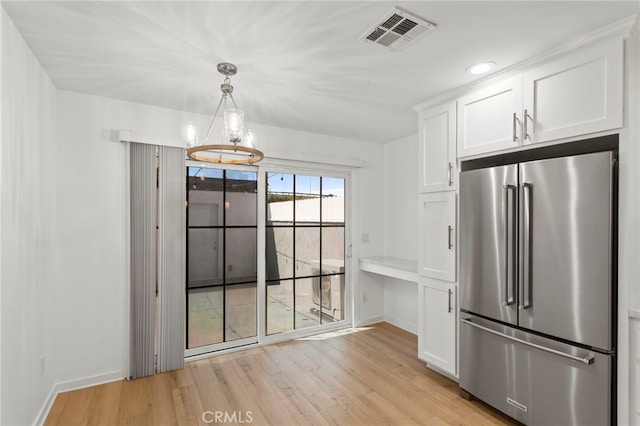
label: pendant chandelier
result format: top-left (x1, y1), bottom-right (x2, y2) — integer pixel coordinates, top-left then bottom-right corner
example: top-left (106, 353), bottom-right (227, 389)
top-left (184, 62), bottom-right (264, 164)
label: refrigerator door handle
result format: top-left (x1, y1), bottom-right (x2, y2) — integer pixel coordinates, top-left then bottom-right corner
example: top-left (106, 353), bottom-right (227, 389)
top-left (503, 184), bottom-right (517, 306)
top-left (461, 318), bottom-right (595, 365)
top-left (519, 182), bottom-right (533, 310)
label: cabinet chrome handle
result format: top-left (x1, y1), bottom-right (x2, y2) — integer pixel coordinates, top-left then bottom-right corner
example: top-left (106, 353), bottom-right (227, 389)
top-left (447, 225), bottom-right (453, 250)
top-left (524, 109), bottom-right (531, 140)
top-left (448, 289), bottom-right (453, 313)
top-left (447, 162), bottom-right (453, 186)
top-left (512, 113), bottom-right (519, 143)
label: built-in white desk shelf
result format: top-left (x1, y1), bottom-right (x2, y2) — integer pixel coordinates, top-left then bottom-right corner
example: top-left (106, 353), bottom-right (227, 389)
top-left (359, 256), bottom-right (419, 283)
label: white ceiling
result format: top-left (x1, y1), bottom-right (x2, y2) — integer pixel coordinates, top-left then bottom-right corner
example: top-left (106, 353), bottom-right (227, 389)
top-left (3, 1), bottom-right (639, 143)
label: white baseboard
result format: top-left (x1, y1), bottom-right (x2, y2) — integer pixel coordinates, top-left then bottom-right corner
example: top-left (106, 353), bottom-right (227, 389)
top-left (34, 385), bottom-right (58, 426)
top-left (384, 315), bottom-right (417, 335)
top-left (34, 370), bottom-right (124, 426)
top-left (357, 314), bottom-right (418, 335)
top-left (356, 315), bottom-right (385, 326)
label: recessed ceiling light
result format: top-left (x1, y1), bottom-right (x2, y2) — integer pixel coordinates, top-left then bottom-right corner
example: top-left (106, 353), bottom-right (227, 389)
top-left (466, 61), bottom-right (496, 75)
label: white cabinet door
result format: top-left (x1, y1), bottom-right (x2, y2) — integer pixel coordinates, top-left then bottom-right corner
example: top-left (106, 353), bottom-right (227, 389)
top-left (418, 192), bottom-right (456, 282)
top-left (457, 76), bottom-right (523, 158)
top-left (418, 277), bottom-right (457, 376)
top-left (523, 38), bottom-right (623, 144)
top-left (419, 101), bottom-right (457, 192)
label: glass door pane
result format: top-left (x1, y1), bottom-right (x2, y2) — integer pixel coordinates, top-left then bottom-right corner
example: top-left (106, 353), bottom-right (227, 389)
top-left (266, 279), bottom-right (294, 335)
top-left (225, 282), bottom-right (257, 340)
top-left (266, 173), bottom-right (346, 335)
top-left (295, 278), bottom-right (320, 329)
top-left (187, 167), bottom-right (258, 355)
top-left (188, 287), bottom-right (223, 347)
top-left (266, 227), bottom-right (294, 281)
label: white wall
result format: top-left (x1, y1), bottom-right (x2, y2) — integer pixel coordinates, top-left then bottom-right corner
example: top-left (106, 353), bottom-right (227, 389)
top-left (1, 8), bottom-right (58, 425)
top-left (54, 93), bottom-right (129, 389)
top-left (383, 134), bottom-right (418, 260)
top-left (382, 134), bottom-right (419, 334)
top-left (383, 277), bottom-right (418, 334)
top-left (268, 197), bottom-right (345, 223)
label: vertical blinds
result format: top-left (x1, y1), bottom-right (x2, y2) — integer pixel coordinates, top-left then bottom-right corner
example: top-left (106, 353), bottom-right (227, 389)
top-left (130, 143), bottom-right (185, 379)
top-left (129, 143), bottom-right (157, 379)
top-left (157, 146), bottom-right (186, 373)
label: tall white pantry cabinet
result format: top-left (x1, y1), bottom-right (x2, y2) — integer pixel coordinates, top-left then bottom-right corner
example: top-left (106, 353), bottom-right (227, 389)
top-left (416, 101), bottom-right (458, 378)
top-left (413, 15), bottom-right (640, 425)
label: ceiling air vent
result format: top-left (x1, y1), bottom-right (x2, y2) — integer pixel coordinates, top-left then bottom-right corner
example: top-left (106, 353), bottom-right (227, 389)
top-left (359, 7), bottom-right (436, 52)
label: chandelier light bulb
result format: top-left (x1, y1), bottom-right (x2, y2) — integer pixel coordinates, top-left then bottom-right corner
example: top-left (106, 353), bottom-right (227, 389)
top-left (182, 121), bottom-right (199, 147)
top-left (224, 109), bottom-right (245, 143)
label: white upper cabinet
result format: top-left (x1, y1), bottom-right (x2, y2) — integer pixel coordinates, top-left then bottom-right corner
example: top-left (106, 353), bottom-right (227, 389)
top-left (419, 101), bottom-right (457, 192)
top-left (522, 37), bottom-right (624, 144)
top-left (457, 37), bottom-right (624, 158)
top-left (418, 192), bottom-right (456, 282)
top-left (457, 77), bottom-right (523, 157)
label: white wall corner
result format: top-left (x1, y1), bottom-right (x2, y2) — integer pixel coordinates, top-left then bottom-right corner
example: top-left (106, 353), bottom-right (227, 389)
top-left (2, 6), bottom-right (59, 425)
top-left (355, 315), bottom-right (385, 327)
top-left (34, 371), bottom-right (125, 426)
top-left (384, 315), bottom-right (417, 335)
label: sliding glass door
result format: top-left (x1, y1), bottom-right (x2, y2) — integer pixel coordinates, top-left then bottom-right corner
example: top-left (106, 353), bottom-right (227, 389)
top-left (186, 164), bottom-right (349, 357)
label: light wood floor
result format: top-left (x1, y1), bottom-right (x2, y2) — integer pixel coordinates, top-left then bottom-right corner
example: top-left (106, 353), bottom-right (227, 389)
top-left (45, 322), bottom-right (516, 425)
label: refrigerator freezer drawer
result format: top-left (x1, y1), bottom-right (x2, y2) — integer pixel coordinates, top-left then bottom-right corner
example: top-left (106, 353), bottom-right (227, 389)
top-left (460, 315), bottom-right (612, 425)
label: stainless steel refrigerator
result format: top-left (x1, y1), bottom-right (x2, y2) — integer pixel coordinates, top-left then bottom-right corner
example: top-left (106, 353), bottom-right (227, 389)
top-left (459, 150), bottom-right (616, 425)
